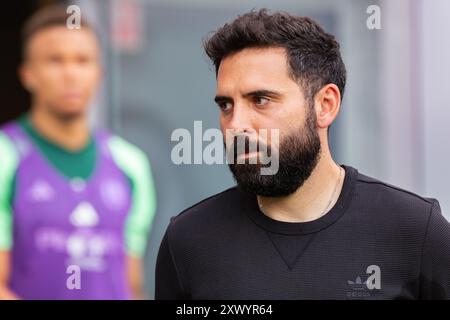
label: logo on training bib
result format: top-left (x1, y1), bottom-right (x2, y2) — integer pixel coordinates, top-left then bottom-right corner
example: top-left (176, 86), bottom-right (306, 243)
top-left (28, 179), bottom-right (55, 202)
top-left (100, 179), bottom-right (128, 211)
top-left (70, 202), bottom-right (99, 227)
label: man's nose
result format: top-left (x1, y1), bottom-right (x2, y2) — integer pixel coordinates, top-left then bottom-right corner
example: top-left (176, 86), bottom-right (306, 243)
top-left (226, 103), bottom-right (256, 135)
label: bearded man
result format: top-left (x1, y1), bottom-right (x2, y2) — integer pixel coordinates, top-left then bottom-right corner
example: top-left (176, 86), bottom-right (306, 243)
top-left (155, 9), bottom-right (450, 300)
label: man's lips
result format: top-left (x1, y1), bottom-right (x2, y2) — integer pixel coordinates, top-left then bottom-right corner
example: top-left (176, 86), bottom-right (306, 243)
top-left (231, 136), bottom-right (262, 153)
top-left (237, 151), bottom-right (260, 159)
top-left (62, 92), bottom-right (84, 100)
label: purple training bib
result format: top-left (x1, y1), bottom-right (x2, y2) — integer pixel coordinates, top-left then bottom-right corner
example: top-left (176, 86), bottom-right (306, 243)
top-left (1, 123), bottom-right (133, 300)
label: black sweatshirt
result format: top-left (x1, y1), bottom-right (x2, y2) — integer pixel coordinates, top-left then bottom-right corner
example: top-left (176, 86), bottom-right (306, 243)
top-left (155, 165), bottom-right (450, 299)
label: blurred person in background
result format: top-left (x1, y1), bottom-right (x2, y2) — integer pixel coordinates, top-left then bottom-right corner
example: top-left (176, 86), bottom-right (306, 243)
top-left (0, 5), bottom-right (156, 299)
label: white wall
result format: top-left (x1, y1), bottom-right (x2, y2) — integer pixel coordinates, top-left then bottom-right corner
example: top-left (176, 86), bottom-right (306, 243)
top-left (379, 0), bottom-right (420, 192)
top-left (421, 0), bottom-right (450, 218)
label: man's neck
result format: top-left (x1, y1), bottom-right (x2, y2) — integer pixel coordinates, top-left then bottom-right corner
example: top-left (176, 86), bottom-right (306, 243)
top-left (257, 152), bottom-right (345, 223)
top-left (29, 107), bottom-right (90, 151)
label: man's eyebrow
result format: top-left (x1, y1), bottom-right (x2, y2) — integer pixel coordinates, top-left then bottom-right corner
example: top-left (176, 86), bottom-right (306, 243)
top-left (214, 95), bottom-right (232, 104)
top-left (214, 90), bottom-right (282, 103)
top-left (243, 90), bottom-right (282, 99)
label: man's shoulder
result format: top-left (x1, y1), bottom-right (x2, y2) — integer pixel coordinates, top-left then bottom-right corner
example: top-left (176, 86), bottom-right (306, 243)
top-left (353, 169), bottom-right (438, 224)
top-left (169, 186), bottom-right (243, 231)
top-left (356, 171), bottom-right (436, 205)
top-left (106, 133), bottom-right (150, 171)
top-left (0, 123), bottom-right (20, 171)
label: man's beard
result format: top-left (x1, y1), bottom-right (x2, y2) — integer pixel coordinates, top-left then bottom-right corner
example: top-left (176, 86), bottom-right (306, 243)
top-left (227, 110), bottom-right (321, 197)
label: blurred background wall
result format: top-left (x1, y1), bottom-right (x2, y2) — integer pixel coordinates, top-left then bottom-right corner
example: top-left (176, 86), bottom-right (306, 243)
top-left (0, 0), bottom-right (448, 298)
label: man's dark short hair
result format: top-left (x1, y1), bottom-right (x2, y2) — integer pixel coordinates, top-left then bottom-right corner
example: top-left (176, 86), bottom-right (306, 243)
top-left (203, 9), bottom-right (347, 106)
top-left (21, 4), bottom-right (96, 60)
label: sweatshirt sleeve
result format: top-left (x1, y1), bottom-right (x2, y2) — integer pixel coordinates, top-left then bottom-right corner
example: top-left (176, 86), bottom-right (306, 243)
top-left (109, 135), bottom-right (157, 258)
top-left (0, 132), bottom-right (19, 250)
top-left (155, 219), bottom-right (188, 300)
top-left (419, 200), bottom-right (450, 299)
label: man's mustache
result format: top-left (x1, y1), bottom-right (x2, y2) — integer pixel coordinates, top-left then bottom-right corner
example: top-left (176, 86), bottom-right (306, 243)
top-left (224, 135), bottom-right (271, 159)
top-left (223, 131), bottom-right (280, 174)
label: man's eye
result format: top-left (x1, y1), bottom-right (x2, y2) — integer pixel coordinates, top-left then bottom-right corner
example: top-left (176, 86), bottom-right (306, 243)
top-left (254, 96), bottom-right (270, 106)
top-left (77, 56), bottom-right (91, 64)
top-left (218, 102), bottom-right (232, 112)
top-left (47, 56), bottom-right (63, 63)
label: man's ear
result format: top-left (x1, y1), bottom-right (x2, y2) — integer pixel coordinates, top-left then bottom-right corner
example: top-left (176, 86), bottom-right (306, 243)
top-left (18, 63), bottom-right (37, 93)
top-left (314, 84), bottom-right (341, 129)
